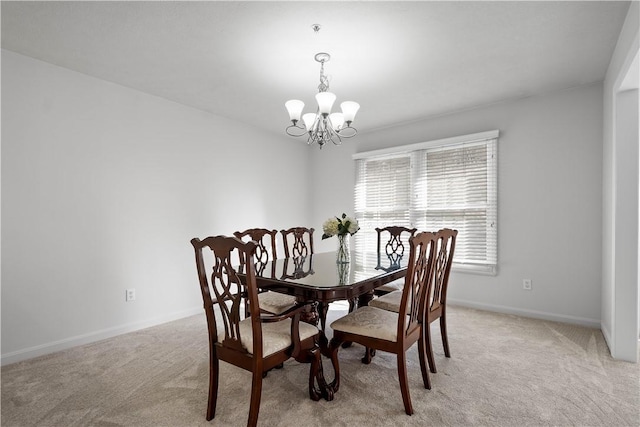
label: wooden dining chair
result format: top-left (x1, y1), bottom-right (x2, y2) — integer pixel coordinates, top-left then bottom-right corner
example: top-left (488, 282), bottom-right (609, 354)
top-left (234, 228), bottom-right (297, 316)
top-left (328, 231), bottom-right (437, 415)
top-left (191, 235), bottom-right (325, 427)
top-left (281, 227), bottom-right (314, 258)
top-left (374, 226), bottom-right (417, 295)
top-left (424, 228), bottom-right (457, 373)
top-left (369, 228), bottom-right (458, 374)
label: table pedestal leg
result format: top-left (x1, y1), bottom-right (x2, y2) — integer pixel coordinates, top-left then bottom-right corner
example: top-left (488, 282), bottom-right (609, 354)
top-left (301, 302), bottom-right (339, 401)
top-left (301, 302), bottom-right (319, 326)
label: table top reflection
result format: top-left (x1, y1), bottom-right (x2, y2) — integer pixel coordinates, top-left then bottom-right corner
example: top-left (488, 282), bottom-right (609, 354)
top-left (253, 251), bottom-right (408, 304)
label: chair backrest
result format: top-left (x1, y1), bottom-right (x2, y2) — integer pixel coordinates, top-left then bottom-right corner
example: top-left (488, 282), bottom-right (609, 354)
top-left (428, 228), bottom-right (457, 315)
top-left (376, 226), bottom-right (417, 270)
top-left (191, 235), bottom-right (264, 358)
top-left (234, 228), bottom-right (278, 275)
top-left (397, 231), bottom-right (437, 340)
top-left (281, 227), bottom-right (314, 258)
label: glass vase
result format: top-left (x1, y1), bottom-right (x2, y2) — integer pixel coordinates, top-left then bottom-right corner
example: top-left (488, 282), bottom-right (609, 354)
top-left (336, 234), bottom-right (350, 264)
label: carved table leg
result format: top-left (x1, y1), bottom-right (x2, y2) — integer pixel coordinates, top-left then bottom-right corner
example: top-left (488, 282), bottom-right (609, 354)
top-left (299, 302), bottom-right (339, 401)
top-left (310, 349), bottom-right (335, 401)
top-left (317, 301), bottom-right (329, 332)
top-left (300, 302), bottom-right (320, 326)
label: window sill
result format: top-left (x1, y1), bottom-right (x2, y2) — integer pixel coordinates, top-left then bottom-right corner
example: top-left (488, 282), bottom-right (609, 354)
top-left (452, 263), bottom-right (497, 276)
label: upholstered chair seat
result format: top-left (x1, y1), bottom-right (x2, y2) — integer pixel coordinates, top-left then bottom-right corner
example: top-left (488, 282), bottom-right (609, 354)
top-left (368, 289), bottom-right (404, 313)
top-left (373, 278), bottom-right (405, 294)
top-left (257, 292), bottom-right (298, 316)
top-left (220, 317), bottom-right (319, 357)
top-left (330, 306), bottom-right (406, 342)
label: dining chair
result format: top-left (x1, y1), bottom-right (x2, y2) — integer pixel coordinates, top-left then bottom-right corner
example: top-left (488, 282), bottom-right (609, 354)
top-left (280, 227), bottom-right (314, 258)
top-left (328, 231), bottom-right (437, 415)
top-left (374, 226), bottom-right (417, 295)
top-left (424, 228), bottom-right (457, 373)
top-left (234, 228), bottom-right (297, 316)
top-left (369, 228), bottom-right (458, 374)
top-left (190, 235), bottom-right (325, 427)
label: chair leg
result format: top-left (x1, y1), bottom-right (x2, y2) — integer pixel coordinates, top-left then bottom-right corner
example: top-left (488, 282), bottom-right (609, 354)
top-left (425, 321), bottom-right (437, 374)
top-left (417, 327), bottom-right (432, 390)
top-left (397, 352), bottom-right (413, 415)
top-left (247, 370), bottom-right (263, 427)
top-left (206, 353), bottom-right (219, 421)
top-left (361, 347), bottom-right (376, 364)
top-left (440, 314), bottom-right (451, 358)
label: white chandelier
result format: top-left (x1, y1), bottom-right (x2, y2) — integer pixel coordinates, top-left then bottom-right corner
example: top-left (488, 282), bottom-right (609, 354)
top-left (285, 52), bottom-right (360, 149)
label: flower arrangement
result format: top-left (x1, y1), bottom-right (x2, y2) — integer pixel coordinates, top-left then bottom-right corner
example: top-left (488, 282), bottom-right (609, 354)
top-left (322, 213), bottom-right (360, 239)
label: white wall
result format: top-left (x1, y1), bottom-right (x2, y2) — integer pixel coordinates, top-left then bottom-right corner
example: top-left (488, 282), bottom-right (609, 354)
top-left (602, 1), bottom-right (639, 362)
top-left (311, 84), bottom-right (604, 327)
top-left (1, 50), bottom-right (311, 364)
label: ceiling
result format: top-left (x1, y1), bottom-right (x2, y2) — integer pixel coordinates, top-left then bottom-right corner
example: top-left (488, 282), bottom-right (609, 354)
top-left (1, 1), bottom-right (631, 137)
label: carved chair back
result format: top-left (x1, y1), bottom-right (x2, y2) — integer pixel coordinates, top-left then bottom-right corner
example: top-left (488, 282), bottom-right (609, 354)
top-left (281, 227), bottom-right (315, 258)
top-left (376, 226), bottom-right (417, 270)
top-left (427, 228), bottom-right (457, 318)
top-left (422, 228), bottom-right (458, 374)
top-left (398, 231), bottom-right (437, 339)
top-left (233, 228), bottom-right (278, 276)
top-left (191, 236), bottom-right (262, 358)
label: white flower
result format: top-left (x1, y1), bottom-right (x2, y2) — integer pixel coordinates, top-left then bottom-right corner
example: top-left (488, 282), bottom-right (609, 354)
top-left (322, 213), bottom-right (360, 239)
top-left (322, 218), bottom-right (340, 237)
top-left (345, 217), bottom-right (359, 234)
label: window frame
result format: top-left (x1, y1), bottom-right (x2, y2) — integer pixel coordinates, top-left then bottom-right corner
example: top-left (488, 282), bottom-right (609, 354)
top-left (353, 130), bottom-right (499, 275)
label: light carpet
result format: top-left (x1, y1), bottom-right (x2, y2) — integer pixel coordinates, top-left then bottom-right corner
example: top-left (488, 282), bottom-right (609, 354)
top-left (2, 305), bottom-right (639, 427)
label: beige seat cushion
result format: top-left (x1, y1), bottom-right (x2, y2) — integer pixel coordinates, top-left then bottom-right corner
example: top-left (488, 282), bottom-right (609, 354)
top-left (258, 291), bottom-right (297, 315)
top-left (330, 306), bottom-right (402, 342)
top-left (375, 277), bottom-right (404, 293)
top-left (369, 289), bottom-right (404, 313)
top-left (219, 317), bottom-right (318, 357)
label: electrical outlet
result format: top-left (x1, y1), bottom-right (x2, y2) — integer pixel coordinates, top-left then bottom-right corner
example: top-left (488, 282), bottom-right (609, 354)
top-left (126, 288), bottom-right (136, 301)
top-left (522, 279), bottom-right (532, 291)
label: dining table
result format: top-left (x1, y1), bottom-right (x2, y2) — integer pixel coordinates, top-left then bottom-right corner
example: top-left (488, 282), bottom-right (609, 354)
top-left (247, 250), bottom-right (409, 400)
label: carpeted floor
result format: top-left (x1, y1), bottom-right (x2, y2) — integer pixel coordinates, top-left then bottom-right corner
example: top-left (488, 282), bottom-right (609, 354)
top-left (2, 304), bottom-right (639, 427)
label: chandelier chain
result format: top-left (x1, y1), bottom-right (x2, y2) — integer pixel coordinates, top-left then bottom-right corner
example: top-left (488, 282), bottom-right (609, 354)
top-left (318, 61), bottom-right (330, 93)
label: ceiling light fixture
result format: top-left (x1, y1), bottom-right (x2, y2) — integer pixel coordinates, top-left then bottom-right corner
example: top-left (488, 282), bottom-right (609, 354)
top-left (285, 51), bottom-right (360, 149)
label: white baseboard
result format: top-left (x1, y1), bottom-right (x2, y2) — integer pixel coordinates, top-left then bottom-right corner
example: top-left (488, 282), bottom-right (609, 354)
top-left (449, 298), bottom-right (601, 329)
top-left (1, 307), bottom-right (203, 366)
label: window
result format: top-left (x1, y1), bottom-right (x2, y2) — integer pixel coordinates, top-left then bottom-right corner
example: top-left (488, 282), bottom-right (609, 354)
top-left (354, 130), bottom-right (498, 274)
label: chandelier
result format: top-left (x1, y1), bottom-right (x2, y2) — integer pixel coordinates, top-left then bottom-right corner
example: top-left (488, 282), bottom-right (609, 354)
top-left (285, 52), bottom-right (360, 149)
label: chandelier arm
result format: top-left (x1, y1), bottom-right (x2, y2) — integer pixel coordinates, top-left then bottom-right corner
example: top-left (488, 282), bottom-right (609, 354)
top-left (286, 123), bottom-right (308, 137)
top-left (325, 115), bottom-right (342, 145)
top-left (336, 125), bottom-right (358, 138)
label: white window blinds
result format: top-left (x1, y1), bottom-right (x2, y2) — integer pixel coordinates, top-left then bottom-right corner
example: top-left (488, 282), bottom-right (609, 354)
top-left (353, 154), bottom-right (412, 256)
top-left (353, 131), bottom-right (498, 274)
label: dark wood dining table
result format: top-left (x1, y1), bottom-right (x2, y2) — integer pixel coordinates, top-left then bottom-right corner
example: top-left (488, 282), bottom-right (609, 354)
top-left (254, 251), bottom-right (406, 326)
top-left (249, 250), bottom-right (408, 400)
